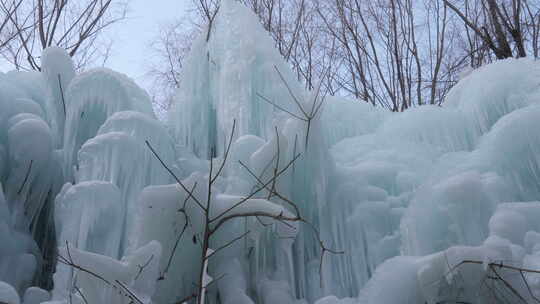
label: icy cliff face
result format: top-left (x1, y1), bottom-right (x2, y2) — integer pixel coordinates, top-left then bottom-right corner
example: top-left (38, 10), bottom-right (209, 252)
top-left (2, 0), bottom-right (540, 303)
top-left (0, 46), bottom-right (167, 303)
top-left (168, 0), bottom-right (305, 159)
top-left (328, 58), bottom-right (540, 304)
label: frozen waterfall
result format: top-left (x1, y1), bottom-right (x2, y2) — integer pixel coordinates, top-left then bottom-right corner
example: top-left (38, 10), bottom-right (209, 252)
top-left (2, 0), bottom-right (540, 303)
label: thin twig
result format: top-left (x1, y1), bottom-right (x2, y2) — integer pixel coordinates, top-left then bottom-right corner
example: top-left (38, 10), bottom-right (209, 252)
top-left (256, 93), bottom-right (307, 121)
top-left (274, 65), bottom-right (308, 117)
top-left (299, 218), bottom-right (344, 288)
top-left (175, 293), bottom-right (198, 304)
top-left (204, 273), bottom-right (226, 289)
top-left (490, 265), bottom-right (528, 304)
top-left (209, 153), bottom-right (302, 224)
top-left (74, 286), bottom-right (89, 304)
top-left (159, 183), bottom-right (197, 281)
top-left (17, 159), bottom-right (33, 195)
top-left (268, 127), bottom-right (281, 200)
top-left (58, 74), bottom-right (67, 117)
top-left (211, 120), bottom-right (236, 183)
top-left (238, 160), bottom-right (301, 217)
top-left (115, 280), bottom-right (144, 304)
top-left (146, 140), bottom-right (206, 212)
top-left (134, 254), bottom-right (154, 281)
top-left (206, 230), bottom-right (251, 260)
top-left (446, 259), bottom-right (540, 303)
top-left (60, 242), bottom-right (145, 303)
top-left (519, 270), bottom-right (540, 303)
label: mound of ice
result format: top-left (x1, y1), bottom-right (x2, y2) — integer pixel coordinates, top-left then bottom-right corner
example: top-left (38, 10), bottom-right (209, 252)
top-left (445, 58), bottom-right (540, 135)
top-left (41, 46), bottom-right (76, 146)
top-left (52, 241), bottom-right (161, 304)
top-left (55, 181), bottom-right (123, 258)
top-left (0, 281), bottom-right (20, 304)
top-left (63, 68), bottom-right (155, 179)
top-left (22, 287), bottom-right (50, 304)
top-left (4, 1), bottom-right (540, 303)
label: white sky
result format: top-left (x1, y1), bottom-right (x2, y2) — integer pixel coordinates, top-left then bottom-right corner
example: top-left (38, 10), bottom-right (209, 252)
top-left (107, 0), bottom-right (187, 86)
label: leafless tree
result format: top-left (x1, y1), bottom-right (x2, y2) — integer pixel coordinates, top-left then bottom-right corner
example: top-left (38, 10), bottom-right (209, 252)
top-left (240, 0), bottom-right (332, 91)
top-left (0, 0), bottom-right (24, 50)
top-left (0, 0), bottom-right (128, 71)
top-left (194, 0), bottom-right (220, 24)
top-left (149, 0), bottom-right (328, 108)
top-left (444, 0), bottom-right (540, 60)
top-left (146, 121), bottom-right (342, 303)
top-left (150, 0), bottom-right (540, 111)
top-left (316, 0), bottom-right (457, 109)
top-left (147, 20), bottom-right (197, 113)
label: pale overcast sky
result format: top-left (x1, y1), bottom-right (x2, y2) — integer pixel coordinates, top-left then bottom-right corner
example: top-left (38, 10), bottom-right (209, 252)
top-left (107, 0), bottom-right (188, 86)
top-left (0, 0), bottom-right (187, 85)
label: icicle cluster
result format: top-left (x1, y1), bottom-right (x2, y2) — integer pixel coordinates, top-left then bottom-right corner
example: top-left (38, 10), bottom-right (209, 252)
top-left (2, 1), bottom-right (540, 303)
